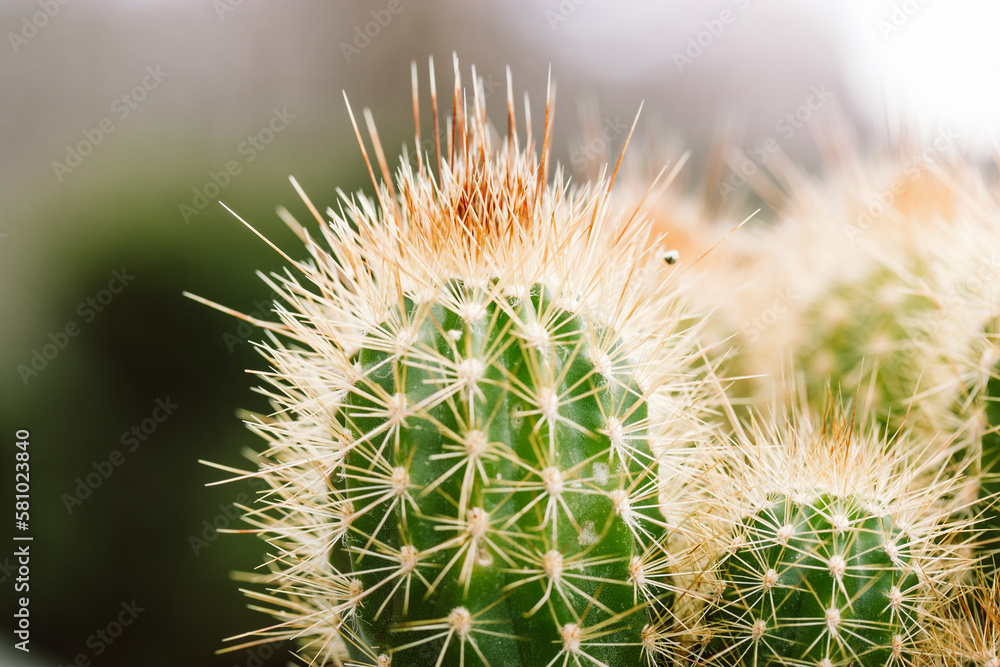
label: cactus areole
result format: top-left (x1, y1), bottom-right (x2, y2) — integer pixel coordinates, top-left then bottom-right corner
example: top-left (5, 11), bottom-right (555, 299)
top-left (206, 58), bottom-right (706, 667)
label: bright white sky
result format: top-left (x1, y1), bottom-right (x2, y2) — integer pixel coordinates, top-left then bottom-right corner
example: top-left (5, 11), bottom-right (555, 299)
top-left (502, 0), bottom-right (1000, 153)
top-left (844, 0), bottom-right (1000, 147)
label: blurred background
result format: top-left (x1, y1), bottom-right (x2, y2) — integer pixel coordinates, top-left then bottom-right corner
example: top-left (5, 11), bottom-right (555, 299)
top-left (1, 1), bottom-right (998, 665)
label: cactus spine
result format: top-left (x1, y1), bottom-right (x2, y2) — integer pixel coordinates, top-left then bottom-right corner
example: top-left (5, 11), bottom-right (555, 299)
top-left (208, 58), bottom-right (714, 667)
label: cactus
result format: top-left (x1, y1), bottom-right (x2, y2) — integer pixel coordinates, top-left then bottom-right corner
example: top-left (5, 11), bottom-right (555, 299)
top-left (890, 177), bottom-right (1000, 565)
top-left (691, 402), bottom-right (975, 667)
top-left (781, 159), bottom-right (1000, 571)
top-left (704, 140), bottom-right (973, 432)
top-left (200, 57), bottom-right (717, 667)
top-left (790, 262), bottom-right (939, 430)
top-left (704, 492), bottom-right (920, 667)
top-left (192, 52), bottom-right (1000, 667)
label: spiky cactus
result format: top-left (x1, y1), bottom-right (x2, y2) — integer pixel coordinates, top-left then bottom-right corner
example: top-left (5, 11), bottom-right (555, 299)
top-left (689, 403), bottom-right (975, 667)
top-left (790, 262), bottom-right (938, 430)
top-left (704, 492), bottom-right (920, 666)
top-left (698, 140), bottom-right (971, 431)
top-left (200, 58), bottom-right (718, 667)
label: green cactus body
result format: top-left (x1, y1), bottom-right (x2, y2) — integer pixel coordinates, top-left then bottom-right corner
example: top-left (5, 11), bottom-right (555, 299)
top-left (704, 493), bottom-right (919, 667)
top-left (983, 363), bottom-right (1000, 475)
top-left (796, 266), bottom-right (935, 429)
top-left (335, 281), bottom-right (662, 666)
top-left (978, 359), bottom-right (1000, 561)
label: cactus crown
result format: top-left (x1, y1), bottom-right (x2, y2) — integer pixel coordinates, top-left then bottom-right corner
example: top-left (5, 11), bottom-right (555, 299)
top-left (200, 56), bottom-right (715, 667)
